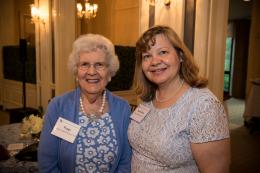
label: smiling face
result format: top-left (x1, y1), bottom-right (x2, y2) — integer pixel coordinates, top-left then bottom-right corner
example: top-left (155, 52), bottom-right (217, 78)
top-left (77, 50), bottom-right (111, 95)
top-left (141, 34), bottom-right (181, 88)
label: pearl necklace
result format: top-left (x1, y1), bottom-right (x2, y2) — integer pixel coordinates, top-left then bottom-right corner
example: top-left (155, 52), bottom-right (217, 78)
top-left (155, 80), bottom-right (184, 103)
top-left (80, 90), bottom-right (106, 120)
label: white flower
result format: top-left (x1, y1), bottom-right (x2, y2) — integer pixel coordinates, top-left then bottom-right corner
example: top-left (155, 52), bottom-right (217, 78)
top-left (86, 162), bottom-right (97, 172)
top-left (83, 138), bottom-right (95, 146)
top-left (76, 155), bottom-right (84, 165)
top-left (21, 114), bottom-right (44, 135)
top-left (86, 127), bottom-right (99, 138)
top-left (97, 145), bottom-right (109, 154)
top-left (101, 126), bottom-right (110, 136)
top-left (84, 147), bottom-right (97, 159)
top-left (104, 151), bottom-right (115, 162)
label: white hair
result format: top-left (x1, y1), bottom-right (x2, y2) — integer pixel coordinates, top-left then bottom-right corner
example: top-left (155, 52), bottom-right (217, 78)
top-left (68, 34), bottom-right (119, 77)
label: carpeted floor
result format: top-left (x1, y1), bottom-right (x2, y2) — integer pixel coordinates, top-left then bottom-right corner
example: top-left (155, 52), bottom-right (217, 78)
top-left (225, 98), bottom-right (260, 173)
top-left (230, 125), bottom-right (260, 173)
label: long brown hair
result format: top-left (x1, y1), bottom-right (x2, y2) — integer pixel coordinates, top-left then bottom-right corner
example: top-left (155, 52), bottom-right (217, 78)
top-left (135, 25), bottom-right (208, 102)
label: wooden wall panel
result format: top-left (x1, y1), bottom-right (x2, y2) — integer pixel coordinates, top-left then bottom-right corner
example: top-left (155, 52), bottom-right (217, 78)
top-left (2, 79), bottom-right (37, 109)
top-left (184, 0), bottom-right (196, 53)
top-left (246, 0), bottom-right (260, 97)
top-left (232, 20), bottom-right (250, 99)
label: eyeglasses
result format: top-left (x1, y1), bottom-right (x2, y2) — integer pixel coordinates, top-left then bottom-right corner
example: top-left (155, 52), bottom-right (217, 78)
top-left (77, 62), bottom-right (108, 71)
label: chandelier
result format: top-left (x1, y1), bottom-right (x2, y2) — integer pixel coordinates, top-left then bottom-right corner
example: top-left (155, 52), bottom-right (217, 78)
top-left (77, 0), bottom-right (98, 19)
top-left (30, 4), bottom-right (46, 24)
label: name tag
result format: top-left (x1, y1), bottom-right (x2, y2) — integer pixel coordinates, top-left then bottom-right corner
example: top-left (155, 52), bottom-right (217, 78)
top-left (130, 104), bottom-right (150, 123)
top-left (51, 117), bottom-right (81, 143)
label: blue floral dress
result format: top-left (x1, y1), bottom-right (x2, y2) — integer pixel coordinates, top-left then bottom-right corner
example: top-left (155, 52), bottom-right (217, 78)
top-left (75, 111), bottom-right (118, 173)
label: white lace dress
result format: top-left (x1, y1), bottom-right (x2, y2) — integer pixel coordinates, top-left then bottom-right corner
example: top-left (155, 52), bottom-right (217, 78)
top-left (128, 88), bottom-right (230, 173)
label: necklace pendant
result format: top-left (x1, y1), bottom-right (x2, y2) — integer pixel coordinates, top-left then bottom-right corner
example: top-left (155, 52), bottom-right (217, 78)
top-left (88, 114), bottom-right (97, 122)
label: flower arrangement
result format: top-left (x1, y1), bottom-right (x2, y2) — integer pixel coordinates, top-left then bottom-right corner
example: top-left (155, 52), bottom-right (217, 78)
top-left (21, 114), bottom-right (44, 136)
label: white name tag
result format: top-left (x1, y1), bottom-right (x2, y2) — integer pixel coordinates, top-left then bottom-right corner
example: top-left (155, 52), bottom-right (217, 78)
top-left (130, 104), bottom-right (150, 123)
top-left (51, 117), bottom-right (81, 143)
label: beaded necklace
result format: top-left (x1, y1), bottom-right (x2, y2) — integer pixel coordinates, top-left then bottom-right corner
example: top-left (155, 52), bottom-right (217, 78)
top-left (155, 80), bottom-right (184, 103)
top-left (80, 90), bottom-right (106, 121)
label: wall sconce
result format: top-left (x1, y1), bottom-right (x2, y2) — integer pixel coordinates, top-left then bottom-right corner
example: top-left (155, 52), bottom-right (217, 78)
top-left (146, 0), bottom-right (157, 6)
top-left (146, 0), bottom-right (171, 6)
top-left (77, 0), bottom-right (98, 19)
top-left (30, 4), bottom-right (46, 24)
top-left (164, 0), bottom-right (171, 6)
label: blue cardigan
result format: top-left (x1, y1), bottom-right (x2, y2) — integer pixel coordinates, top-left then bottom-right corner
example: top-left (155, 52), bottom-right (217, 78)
top-left (38, 88), bottom-right (132, 173)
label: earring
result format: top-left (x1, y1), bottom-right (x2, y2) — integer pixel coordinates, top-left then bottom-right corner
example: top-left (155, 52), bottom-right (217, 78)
top-left (179, 51), bottom-right (184, 62)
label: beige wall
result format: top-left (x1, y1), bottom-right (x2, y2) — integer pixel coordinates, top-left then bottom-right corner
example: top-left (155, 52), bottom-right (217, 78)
top-left (112, 0), bottom-right (139, 46)
top-left (0, 0), bottom-right (16, 100)
top-left (0, 0), bottom-right (35, 109)
top-left (78, 0), bottom-right (139, 46)
top-left (78, 0), bottom-right (113, 39)
top-left (246, 0), bottom-right (260, 97)
top-left (32, 0), bottom-right (77, 111)
top-left (154, 0), bottom-right (185, 38)
top-left (194, 0), bottom-right (229, 101)
top-left (0, 1), bottom-right (18, 47)
top-left (53, 0), bottom-right (76, 97)
top-left (139, 0), bottom-right (185, 39)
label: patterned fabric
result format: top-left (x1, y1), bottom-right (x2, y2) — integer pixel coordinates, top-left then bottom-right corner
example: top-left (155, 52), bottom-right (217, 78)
top-left (75, 112), bottom-right (118, 173)
top-left (128, 88), bottom-right (230, 173)
top-left (0, 123), bottom-right (38, 173)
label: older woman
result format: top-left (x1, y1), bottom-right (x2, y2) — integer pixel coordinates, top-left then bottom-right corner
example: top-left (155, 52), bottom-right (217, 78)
top-left (38, 34), bottom-right (132, 173)
top-left (128, 26), bottom-right (230, 173)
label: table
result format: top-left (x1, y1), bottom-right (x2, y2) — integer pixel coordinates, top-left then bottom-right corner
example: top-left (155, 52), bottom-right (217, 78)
top-left (243, 79), bottom-right (260, 133)
top-left (243, 79), bottom-right (260, 120)
top-left (0, 123), bottom-right (39, 173)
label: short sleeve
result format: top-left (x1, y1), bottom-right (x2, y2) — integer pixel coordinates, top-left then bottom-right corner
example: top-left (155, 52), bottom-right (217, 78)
top-left (189, 95), bottom-right (230, 143)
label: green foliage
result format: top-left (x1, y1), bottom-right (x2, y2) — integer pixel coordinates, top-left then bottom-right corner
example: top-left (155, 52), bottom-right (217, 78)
top-left (225, 37), bottom-right (232, 71)
top-left (224, 37), bottom-right (233, 92)
top-left (224, 74), bottom-right (230, 92)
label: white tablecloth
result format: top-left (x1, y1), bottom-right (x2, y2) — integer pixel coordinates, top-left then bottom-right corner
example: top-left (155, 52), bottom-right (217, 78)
top-left (243, 79), bottom-right (260, 120)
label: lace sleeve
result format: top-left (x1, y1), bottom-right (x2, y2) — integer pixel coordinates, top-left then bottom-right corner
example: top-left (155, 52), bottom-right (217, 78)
top-left (189, 94), bottom-right (230, 143)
